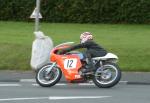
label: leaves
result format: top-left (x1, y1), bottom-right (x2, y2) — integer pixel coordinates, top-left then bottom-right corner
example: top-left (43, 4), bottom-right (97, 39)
top-left (0, 0), bottom-right (149, 23)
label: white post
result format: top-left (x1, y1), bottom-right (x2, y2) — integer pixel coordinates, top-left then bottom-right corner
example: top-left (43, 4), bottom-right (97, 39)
top-left (35, 0), bottom-right (40, 31)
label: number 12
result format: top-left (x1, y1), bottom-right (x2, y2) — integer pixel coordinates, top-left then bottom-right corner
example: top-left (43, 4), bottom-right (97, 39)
top-left (67, 60), bottom-right (73, 68)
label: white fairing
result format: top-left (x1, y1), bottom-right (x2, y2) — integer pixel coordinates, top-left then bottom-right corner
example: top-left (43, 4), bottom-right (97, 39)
top-left (92, 53), bottom-right (118, 60)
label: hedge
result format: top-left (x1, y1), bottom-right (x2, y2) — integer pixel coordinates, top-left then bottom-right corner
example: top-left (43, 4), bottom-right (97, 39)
top-left (0, 0), bottom-right (150, 23)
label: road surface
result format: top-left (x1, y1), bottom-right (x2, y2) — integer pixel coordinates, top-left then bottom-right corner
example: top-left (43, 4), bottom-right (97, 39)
top-left (0, 82), bottom-right (149, 103)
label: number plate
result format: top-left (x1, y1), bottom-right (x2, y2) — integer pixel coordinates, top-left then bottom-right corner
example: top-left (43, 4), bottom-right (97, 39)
top-left (64, 59), bottom-right (77, 69)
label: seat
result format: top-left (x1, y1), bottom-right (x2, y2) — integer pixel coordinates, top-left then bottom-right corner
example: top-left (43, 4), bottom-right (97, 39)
top-left (92, 53), bottom-right (118, 60)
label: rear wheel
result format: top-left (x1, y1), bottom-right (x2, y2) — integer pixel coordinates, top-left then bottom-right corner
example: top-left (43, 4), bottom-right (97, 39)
top-left (36, 63), bottom-right (62, 87)
top-left (93, 63), bottom-right (121, 88)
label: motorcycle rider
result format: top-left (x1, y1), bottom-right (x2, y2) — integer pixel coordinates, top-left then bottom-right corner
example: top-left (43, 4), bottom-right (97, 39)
top-left (60, 32), bottom-right (107, 73)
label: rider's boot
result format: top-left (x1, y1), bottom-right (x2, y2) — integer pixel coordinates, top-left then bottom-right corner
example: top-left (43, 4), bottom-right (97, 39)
top-left (81, 59), bottom-right (96, 73)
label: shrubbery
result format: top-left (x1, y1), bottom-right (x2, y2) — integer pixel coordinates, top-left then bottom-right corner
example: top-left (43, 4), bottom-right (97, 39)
top-left (0, 0), bottom-right (149, 23)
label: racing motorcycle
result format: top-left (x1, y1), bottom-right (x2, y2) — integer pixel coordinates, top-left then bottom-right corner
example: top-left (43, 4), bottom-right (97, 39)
top-left (36, 42), bottom-right (121, 88)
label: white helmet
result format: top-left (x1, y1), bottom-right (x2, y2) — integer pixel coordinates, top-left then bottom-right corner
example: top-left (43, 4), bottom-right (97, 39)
top-left (80, 32), bottom-right (93, 43)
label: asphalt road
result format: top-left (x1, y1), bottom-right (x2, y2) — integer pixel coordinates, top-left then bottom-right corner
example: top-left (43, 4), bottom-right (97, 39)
top-left (0, 82), bottom-right (150, 103)
top-left (1, 71), bottom-right (150, 84)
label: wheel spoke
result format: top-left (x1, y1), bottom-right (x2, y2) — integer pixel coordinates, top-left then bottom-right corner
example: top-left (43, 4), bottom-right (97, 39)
top-left (37, 65), bottom-right (60, 85)
top-left (95, 64), bottom-right (118, 85)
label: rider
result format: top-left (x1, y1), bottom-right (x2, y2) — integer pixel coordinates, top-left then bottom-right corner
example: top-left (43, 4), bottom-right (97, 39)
top-left (60, 32), bottom-right (107, 73)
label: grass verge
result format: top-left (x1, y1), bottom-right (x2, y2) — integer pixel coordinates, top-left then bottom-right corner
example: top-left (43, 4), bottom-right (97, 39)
top-left (0, 21), bottom-right (150, 71)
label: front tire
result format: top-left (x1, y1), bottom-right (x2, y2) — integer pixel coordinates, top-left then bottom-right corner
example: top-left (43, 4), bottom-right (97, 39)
top-left (93, 63), bottom-right (121, 88)
top-left (36, 63), bottom-right (62, 87)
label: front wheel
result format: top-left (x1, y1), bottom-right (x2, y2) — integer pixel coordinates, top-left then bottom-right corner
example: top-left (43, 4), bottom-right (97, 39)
top-left (36, 63), bottom-right (62, 87)
top-left (93, 63), bottom-right (121, 88)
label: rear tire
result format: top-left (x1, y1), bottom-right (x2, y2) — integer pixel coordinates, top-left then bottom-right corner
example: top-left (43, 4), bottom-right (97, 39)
top-left (36, 63), bottom-right (62, 87)
top-left (93, 63), bottom-right (121, 88)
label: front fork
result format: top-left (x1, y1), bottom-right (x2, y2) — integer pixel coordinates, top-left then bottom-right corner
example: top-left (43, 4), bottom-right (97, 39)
top-left (46, 62), bottom-right (56, 75)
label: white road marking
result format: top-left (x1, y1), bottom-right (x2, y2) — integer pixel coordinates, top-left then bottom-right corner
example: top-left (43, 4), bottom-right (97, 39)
top-left (20, 79), bottom-right (35, 82)
top-left (0, 84), bottom-right (21, 87)
top-left (0, 80), bottom-right (127, 87)
top-left (49, 96), bottom-right (112, 100)
top-left (0, 97), bottom-right (48, 101)
top-left (20, 79), bottom-right (128, 84)
top-left (56, 83), bottom-right (67, 86)
top-left (119, 81), bottom-right (128, 83)
top-left (0, 96), bottom-right (112, 101)
top-left (32, 83), bottom-right (67, 86)
top-left (78, 83), bottom-right (95, 86)
top-left (32, 81), bottom-right (127, 87)
top-left (32, 83), bottom-right (95, 86)
top-left (32, 84), bottom-right (39, 86)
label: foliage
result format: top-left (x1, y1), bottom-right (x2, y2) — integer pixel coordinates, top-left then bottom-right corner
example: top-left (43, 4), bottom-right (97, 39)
top-left (0, 0), bottom-right (149, 23)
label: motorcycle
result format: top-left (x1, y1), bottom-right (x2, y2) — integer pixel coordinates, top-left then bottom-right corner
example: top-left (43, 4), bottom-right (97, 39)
top-left (36, 42), bottom-right (121, 88)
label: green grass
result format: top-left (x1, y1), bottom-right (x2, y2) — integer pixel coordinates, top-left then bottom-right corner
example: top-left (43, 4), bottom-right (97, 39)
top-left (0, 21), bottom-right (150, 71)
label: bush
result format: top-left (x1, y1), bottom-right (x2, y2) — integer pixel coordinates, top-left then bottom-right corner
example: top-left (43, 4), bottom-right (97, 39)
top-left (0, 0), bottom-right (149, 23)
